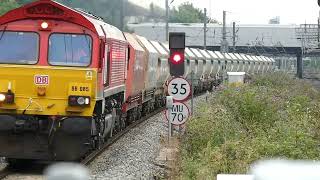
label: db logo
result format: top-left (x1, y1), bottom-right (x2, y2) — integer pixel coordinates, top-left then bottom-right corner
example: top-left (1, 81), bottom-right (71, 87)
top-left (34, 75), bottom-right (49, 85)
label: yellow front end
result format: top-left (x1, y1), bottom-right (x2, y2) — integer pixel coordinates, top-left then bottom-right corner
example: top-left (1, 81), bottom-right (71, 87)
top-left (0, 65), bottom-right (97, 117)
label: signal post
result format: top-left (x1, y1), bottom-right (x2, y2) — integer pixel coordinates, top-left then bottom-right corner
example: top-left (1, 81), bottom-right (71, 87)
top-left (165, 32), bottom-right (191, 138)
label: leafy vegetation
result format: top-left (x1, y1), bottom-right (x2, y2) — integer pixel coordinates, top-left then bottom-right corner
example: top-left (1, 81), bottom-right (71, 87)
top-left (0, 0), bottom-right (20, 16)
top-left (178, 73), bottom-right (320, 179)
top-left (170, 2), bottom-right (217, 23)
top-left (0, 0), bottom-right (146, 30)
top-left (0, 0), bottom-right (217, 30)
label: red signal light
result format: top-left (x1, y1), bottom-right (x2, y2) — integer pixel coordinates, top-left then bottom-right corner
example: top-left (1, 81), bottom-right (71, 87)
top-left (170, 51), bottom-right (184, 65)
top-left (173, 54), bottom-right (181, 62)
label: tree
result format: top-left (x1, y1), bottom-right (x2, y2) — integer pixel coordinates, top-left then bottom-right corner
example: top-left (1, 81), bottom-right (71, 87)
top-left (169, 2), bottom-right (218, 23)
top-left (0, 0), bottom-right (19, 16)
top-left (0, 0), bottom-right (150, 30)
top-left (16, 0), bottom-right (35, 5)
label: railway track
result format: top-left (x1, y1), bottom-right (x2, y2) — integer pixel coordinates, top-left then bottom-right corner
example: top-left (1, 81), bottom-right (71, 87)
top-left (81, 107), bottom-right (164, 165)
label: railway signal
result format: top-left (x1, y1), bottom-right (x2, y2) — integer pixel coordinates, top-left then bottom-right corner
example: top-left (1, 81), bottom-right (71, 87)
top-left (169, 32), bottom-right (185, 77)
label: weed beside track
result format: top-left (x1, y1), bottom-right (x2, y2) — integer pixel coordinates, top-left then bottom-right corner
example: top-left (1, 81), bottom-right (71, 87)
top-left (177, 72), bottom-right (320, 179)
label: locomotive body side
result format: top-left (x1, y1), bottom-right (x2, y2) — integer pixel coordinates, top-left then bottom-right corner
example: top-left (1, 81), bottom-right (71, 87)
top-left (123, 32), bottom-right (145, 112)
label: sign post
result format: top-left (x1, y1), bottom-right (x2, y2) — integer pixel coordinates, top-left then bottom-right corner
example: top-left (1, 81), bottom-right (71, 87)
top-left (165, 77), bottom-right (191, 135)
top-left (166, 96), bottom-right (173, 139)
top-left (191, 71), bottom-right (194, 116)
top-left (166, 31), bottom-right (188, 139)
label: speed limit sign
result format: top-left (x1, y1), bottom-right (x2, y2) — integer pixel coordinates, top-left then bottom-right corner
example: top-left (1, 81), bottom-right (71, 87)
top-left (165, 102), bottom-right (190, 125)
top-left (168, 77), bottom-right (191, 101)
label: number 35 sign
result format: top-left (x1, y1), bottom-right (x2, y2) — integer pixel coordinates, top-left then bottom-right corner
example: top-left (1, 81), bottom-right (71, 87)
top-left (168, 77), bottom-right (191, 101)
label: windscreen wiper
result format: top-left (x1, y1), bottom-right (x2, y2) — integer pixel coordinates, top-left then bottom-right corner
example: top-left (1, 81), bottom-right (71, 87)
top-left (0, 26), bottom-right (7, 42)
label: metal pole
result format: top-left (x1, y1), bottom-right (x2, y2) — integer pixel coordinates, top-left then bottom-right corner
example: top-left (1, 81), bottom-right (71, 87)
top-left (191, 71), bottom-right (194, 116)
top-left (232, 22), bottom-right (236, 52)
top-left (297, 50), bottom-right (303, 79)
top-left (119, 0), bottom-right (124, 31)
top-left (318, 10), bottom-right (320, 48)
top-left (223, 11), bottom-right (226, 42)
top-left (221, 10), bottom-right (228, 53)
top-left (168, 107), bottom-right (172, 138)
top-left (204, 8), bottom-right (207, 50)
top-left (165, 0), bottom-right (169, 41)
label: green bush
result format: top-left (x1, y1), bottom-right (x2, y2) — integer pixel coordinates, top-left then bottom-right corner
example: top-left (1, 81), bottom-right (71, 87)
top-left (178, 73), bottom-right (320, 180)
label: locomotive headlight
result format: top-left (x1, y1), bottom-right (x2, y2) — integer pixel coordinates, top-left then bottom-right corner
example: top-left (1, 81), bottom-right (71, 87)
top-left (85, 98), bottom-right (90, 105)
top-left (41, 22), bottom-right (49, 29)
top-left (68, 96), bottom-right (91, 106)
top-left (77, 97), bottom-right (85, 105)
top-left (0, 94), bottom-right (5, 102)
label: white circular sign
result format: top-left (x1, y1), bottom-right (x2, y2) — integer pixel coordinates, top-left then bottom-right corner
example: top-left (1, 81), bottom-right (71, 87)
top-left (165, 102), bottom-right (190, 125)
top-left (168, 77), bottom-right (191, 101)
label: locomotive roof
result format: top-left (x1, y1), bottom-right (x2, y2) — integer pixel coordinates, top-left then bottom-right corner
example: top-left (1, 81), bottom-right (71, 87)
top-left (0, 0), bottom-right (126, 42)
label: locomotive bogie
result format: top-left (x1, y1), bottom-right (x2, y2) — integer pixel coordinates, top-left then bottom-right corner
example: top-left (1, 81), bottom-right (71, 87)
top-left (0, 115), bottom-right (93, 161)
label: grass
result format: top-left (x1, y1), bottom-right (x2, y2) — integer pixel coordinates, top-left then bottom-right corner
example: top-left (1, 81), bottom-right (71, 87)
top-left (177, 72), bottom-right (320, 180)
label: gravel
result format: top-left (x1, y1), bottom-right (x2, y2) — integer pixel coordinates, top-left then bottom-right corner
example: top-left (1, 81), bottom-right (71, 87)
top-left (89, 93), bottom-right (209, 180)
top-left (4, 175), bottom-right (44, 180)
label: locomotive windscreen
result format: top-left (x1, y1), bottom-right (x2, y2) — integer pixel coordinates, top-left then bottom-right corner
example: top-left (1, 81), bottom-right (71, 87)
top-left (48, 33), bottom-right (92, 67)
top-left (0, 31), bottom-right (39, 64)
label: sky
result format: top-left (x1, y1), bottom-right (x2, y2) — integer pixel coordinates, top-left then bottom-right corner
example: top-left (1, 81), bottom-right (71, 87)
top-left (129, 0), bottom-right (320, 25)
